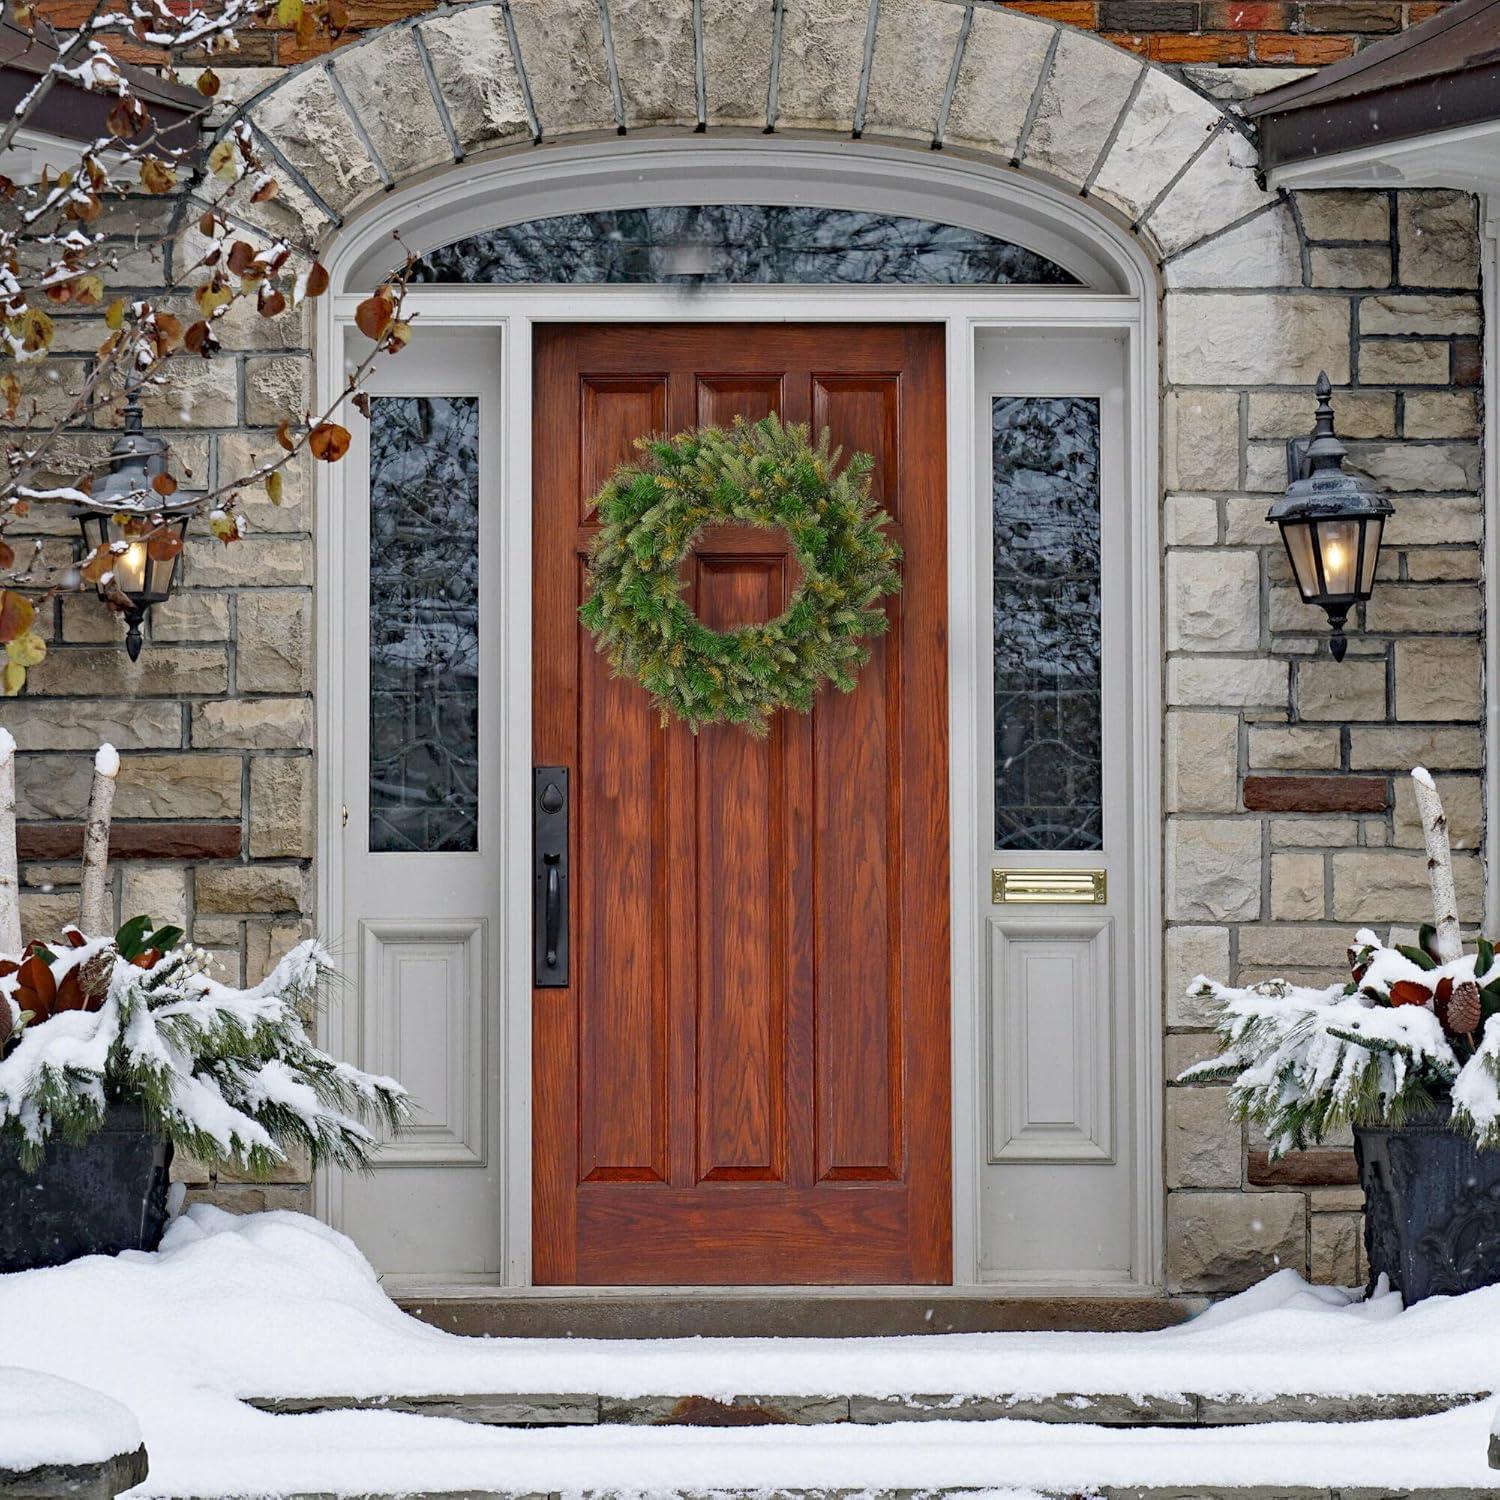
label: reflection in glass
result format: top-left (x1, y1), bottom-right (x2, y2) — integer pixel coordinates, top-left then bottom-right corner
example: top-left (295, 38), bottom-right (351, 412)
top-left (369, 395), bottom-right (480, 853)
top-left (409, 205), bottom-right (1080, 286)
top-left (992, 396), bottom-right (1102, 851)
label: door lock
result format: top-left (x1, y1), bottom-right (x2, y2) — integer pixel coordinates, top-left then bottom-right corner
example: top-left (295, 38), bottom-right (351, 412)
top-left (533, 767), bottom-right (569, 987)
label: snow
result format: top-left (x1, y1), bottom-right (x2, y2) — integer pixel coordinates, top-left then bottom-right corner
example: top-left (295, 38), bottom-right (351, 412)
top-left (1, 1211), bottom-right (1499, 1496)
top-left (94, 742), bottom-right (120, 778)
top-left (0, 728), bottom-right (13, 762)
top-left (0, 1367), bottom-right (140, 1470)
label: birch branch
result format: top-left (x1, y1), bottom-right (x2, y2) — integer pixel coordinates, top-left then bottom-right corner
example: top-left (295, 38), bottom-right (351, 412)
top-left (1412, 765), bottom-right (1463, 963)
top-left (0, 729), bottom-right (19, 957)
top-left (79, 742), bottom-right (119, 937)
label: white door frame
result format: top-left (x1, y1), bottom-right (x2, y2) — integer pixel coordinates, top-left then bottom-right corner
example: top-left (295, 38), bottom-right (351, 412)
top-left (313, 142), bottom-right (1163, 1292)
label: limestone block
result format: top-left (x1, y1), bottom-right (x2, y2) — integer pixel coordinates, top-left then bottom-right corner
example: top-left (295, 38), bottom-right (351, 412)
top-left (1167, 549), bottom-right (1259, 651)
top-left (1167, 819), bottom-right (1261, 923)
top-left (1166, 1190), bottom-right (1305, 1293)
top-left (216, 434), bottom-right (310, 528)
top-left (944, 4), bottom-right (1052, 161)
top-left (21, 890), bottom-right (81, 940)
top-left (1269, 818), bottom-right (1359, 849)
top-left (1402, 391), bottom-right (1480, 438)
top-left (1183, 65), bottom-right (1312, 102)
top-left (1357, 339), bottom-right (1449, 386)
top-left (1347, 726), bottom-right (1481, 772)
top-left (773, 0), bottom-right (867, 130)
top-left (1309, 1212), bottom-right (1362, 1287)
top-left (1093, 69), bottom-right (1223, 223)
top-left (121, 866), bottom-right (190, 928)
top-left (1295, 189), bottom-right (1389, 242)
top-left (1166, 925), bottom-right (1229, 1026)
top-left (1296, 659), bottom-right (1386, 723)
top-left (1396, 190), bottom-right (1479, 289)
top-left (196, 863), bottom-right (311, 915)
top-left (1247, 727), bottom-right (1340, 770)
top-left (1393, 773), bottom-right (1482, 850)
top-left (1165, 293), bottom-right (1350, 385)
top-left (191, 1184), bottom-right (312, 1214)
top-left (509, 0), bottom-right (614, 137)
top-left (185, 537), bottom-right (312, 589)
top-left (863, 0), bottom-right (962, 141)
top-left (1165, 389), bottom-right (1240, 490)
top-left (238, 590), bottom-right (314, 694)
top-left (1167, 657), bottom-right (1288, 710)
top-left (250, 755), bottom-right (316, 859)
top-left (1381, 496), bottom-right (1481, 545)
top-left (1308, 246), bottom-right (1390, 288)
top-left (1364, 583), bottom-right (1481, 634)
top-left (138, 357), bottom-right (238, 429)
top-left (1147, 126), bottom-right (1274, 257)
top-left (1165, 205), bottom-right (1302, 290)
top-left (331, 28), bottom-right (452, 180)
top-left (245, 354), bottom-right (311, 428)
top-left (1360, 294), bottom-right (1481, 336)
top-left (609, 0), bottom-right (699, 127)
top-left (419, 8), bottom-right (531, 152)
top-left (702, 0), bottom-right (775, 126)
top-left (1247, 389), bottom-right (1394, 440)
top-left (1166, 711), bottom-right (1240, 813)
top-left (27, 647), bottom-right (227, 699)
top-left (151, 593), bottom-right (232, 644)
top-left (1394, 638), bottom-right (1481, 722)
top-left (245, 918), bottom-right (314, 985)
top-left (1331, 848), bottom-right (1482, 923)
top-left (1166, 1031), bottom-right (1219, 1077)
top-left (17, 753), bottom-right (241, 820)
top-left (1404, 545), bottom-right (1481, 581)
top-left (0, 700), bottom-right (182, 752)
top-left (246, 65), bottom-right (382, 215)
top-left (1164, 495), bottom-right (1218, 546)
top-left (1270, 852), bottom-right (1325, 920)
top-left (1022, 29), bottom-right (1140, 187)
top-left (1166, 1087), bottom-right (1241, 1189)
top-left (1237, 923), bottom-right (1349, 969)
top-left (193, 698), bottom-right (314, 750)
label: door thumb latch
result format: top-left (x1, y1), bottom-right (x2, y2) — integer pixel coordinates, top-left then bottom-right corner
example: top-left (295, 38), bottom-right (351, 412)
top-left (534, 767), bottom-right (569, 987)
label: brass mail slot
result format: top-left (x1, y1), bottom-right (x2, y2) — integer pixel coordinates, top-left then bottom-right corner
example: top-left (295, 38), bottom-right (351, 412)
top-left (993, 869), bottom-right (1107, 905)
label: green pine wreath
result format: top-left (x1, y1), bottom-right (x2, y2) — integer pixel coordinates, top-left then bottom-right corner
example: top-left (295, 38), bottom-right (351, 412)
top-left (579, 415), bottom-right (902, 736)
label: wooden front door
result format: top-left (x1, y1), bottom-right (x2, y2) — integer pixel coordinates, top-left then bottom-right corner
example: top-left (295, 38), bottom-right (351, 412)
top-left (532, 323), bottom-right (950, 1285)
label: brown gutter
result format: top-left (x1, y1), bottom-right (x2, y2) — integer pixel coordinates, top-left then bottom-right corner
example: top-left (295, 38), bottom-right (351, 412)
top-left (0, 16), bottom-right (203, 156)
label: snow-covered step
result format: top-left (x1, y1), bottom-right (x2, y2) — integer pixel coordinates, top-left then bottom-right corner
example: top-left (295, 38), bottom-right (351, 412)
top-left (0, 1370), bottom-right (147, 1500)
top-left (260, 1490), bottom-right (1500, 1500)
top-left (246, 1389), bottom-right (1485, 1428)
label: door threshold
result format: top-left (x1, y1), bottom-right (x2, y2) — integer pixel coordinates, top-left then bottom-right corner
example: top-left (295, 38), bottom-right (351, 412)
top-left (387, 1285), bottom-right (1190, 1339)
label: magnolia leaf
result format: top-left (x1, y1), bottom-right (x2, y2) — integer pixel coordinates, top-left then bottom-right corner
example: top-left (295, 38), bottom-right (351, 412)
top-left (354, 292), bottom-right (393, 342)
top-left (308, 422), bottom-right (351, 462)
top-left (139, 157), bottom-right (177, 194)
top-left (208, 139), bottom-right (240, 182)
top-left (5, 631), bottom-right (45, 668)
top-left (0, 590), bottom-right (36, 644)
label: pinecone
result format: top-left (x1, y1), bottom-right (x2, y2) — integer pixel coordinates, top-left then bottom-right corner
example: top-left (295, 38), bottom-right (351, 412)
top-left (1443, 979), bottom-right (1483, 1039)
top-left (78, 950), bottom-right (115, 1011)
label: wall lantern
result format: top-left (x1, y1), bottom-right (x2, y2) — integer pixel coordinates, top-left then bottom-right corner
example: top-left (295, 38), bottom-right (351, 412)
top-left (75, 389), bottom-right (203, 662)
top-left (1267, 371), bottom-right (1392, 662)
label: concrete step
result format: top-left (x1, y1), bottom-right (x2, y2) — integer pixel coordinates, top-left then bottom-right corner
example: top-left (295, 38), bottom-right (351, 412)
top-left (0, 1445), bottom-right (147, 1500)
top-left (393, 1291), bottom-right (1197, 1339)
top-left (247, 1389), bottom-right (1487, 1429)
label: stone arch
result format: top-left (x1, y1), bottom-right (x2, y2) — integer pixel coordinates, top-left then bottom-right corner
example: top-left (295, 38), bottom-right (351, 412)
top-left (212, 0), bottom-right (1306, 281)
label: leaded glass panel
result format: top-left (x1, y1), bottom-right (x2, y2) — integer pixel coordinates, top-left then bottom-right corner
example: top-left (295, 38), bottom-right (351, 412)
top-left (369, 395), bottom-right (480, 853)
top-left (409, 205), bottom-right (1079, 286)
top-left (992, 395), bottom-right (1102, 851)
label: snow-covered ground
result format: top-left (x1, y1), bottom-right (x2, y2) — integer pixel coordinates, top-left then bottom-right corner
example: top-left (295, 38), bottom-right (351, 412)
top-left (1, 1207), bottom-right (1498, 1497)
top-left (0, 1367), bottom-right (139, 1472)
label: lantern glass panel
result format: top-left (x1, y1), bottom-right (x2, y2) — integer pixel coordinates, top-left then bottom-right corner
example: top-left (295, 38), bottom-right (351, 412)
top-left (1359, 516), bottom-right (1384, 595)
top-left (1312, 517), bottom-right (1361, 599)
top-left (1281, 520), bottom-right (1320, 602)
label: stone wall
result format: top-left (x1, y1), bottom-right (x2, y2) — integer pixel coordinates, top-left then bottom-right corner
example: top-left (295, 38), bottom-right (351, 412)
top-left (5, 0), bottom-right (1487, 1277)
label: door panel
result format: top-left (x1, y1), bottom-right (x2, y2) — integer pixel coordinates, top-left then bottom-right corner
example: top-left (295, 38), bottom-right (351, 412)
top-left (533, 323), bottom-right (949, 1285)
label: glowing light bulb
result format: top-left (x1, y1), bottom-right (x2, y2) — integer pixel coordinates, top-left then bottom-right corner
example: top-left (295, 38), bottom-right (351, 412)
top-left (115, 541), bottom-right (148, 593)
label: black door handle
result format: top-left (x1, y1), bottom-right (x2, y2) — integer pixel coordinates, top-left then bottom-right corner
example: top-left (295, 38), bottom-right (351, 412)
top-left (534, 768), bottom-right (569, 987)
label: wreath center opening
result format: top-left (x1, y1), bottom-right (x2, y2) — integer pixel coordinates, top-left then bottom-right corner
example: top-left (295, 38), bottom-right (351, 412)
top-left (674, 523), bottom-right (808, 633)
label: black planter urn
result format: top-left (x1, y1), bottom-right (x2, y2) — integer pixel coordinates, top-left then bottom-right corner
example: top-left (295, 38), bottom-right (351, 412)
top-left (1355, 1103), bottom-right (1500, 1304)
top-left (0, 1102), bottom-right (173, 1273)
